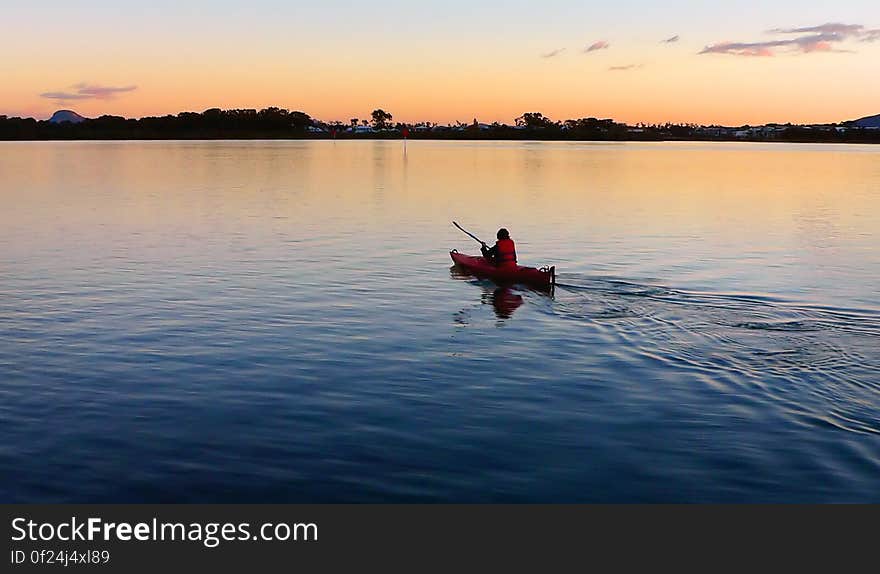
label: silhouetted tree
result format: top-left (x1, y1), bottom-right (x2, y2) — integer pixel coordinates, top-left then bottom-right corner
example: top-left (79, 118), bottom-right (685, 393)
top-left (515, 112), bottom-right (553, 129)
top-left (2, 106), bottom-right (878, 143)
top-left (371, 109), bottom-right (393, 130)
top-left (288, 111), bottom-right (313, 130)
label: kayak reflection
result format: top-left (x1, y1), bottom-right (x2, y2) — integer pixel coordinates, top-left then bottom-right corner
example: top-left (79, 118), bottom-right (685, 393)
top-left (488, 286), bottom-right (523, 319)
top-left (450, 265), bottom-right (553, 320)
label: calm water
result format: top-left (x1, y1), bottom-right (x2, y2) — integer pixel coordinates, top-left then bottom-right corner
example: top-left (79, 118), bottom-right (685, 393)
top-left (1, 140), bottom-right (878, 502)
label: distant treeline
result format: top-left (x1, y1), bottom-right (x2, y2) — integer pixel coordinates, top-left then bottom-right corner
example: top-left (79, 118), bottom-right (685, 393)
top-left (2, 107), bottom-right (879, 143)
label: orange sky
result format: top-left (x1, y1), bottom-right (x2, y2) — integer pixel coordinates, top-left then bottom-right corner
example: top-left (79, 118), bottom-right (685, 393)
top-left (2, 2), bottom-right (879, 125)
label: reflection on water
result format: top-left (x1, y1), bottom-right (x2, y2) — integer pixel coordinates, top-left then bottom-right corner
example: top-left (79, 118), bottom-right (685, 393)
top-left (1, 140), bottom-right (878, 502)
top-left (553, 273), bottom-right (880, 435)
top-left (450, 264), bottom-right (545, 320)
top-left (489, 288), bottom-right (523, 319)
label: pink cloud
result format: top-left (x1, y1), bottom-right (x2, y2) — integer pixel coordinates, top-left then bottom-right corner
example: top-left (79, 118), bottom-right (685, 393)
top-left (585, 40), bottom-right (610, 53)
top-left (700, 40), bottom-right (790, 56)
top-left (701, 22), bottom-right (877, 56)
top-left (40, 83), bottom-right (137, 101)
top-left (769, 23), bottom-right (865, 36)
top-left (861, 29), bottom-right (880, 42)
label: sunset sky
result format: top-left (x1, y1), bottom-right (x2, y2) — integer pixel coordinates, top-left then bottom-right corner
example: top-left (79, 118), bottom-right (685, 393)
top-left (2, 1), bottom-right (879, 125)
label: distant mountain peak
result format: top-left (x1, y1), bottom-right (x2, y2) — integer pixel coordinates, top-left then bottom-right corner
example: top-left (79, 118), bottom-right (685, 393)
top-left (850, 113), bottom-right (880, 128)
top-left (49, 110), bottom-right (87, 124)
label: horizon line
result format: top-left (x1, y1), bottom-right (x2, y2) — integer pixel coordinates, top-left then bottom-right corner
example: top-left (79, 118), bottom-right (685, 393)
top-left (4, 106), bottom-right (877, 129)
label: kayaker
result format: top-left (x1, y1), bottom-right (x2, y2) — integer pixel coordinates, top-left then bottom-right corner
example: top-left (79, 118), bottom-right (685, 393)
top-left (481, 228), bottom-right (517, 268)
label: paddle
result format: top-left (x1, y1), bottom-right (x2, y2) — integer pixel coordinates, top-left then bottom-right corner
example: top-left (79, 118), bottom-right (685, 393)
top-left (452, 221), bottom-right (487, 247)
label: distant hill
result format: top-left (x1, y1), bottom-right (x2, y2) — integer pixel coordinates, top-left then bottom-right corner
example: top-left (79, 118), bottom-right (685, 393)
top-left (48, 110), bottom-right (86, 124)
top-left (850, 113), bottom-right (880, 128)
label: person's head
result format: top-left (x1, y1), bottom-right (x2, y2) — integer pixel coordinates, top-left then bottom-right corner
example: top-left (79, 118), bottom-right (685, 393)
top-left (497, 228), bottom-right (510, 240)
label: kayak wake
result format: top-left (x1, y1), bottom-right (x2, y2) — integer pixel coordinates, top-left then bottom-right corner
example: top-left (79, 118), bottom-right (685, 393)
top-left (451, 269), bottom-right (880, 437)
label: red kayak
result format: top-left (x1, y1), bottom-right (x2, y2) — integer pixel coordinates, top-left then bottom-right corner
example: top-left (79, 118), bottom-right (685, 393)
top-left (450, 250), bottom-right (555, 288)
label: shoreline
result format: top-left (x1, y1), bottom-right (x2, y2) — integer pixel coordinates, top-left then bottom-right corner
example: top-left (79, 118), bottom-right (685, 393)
top-left (1, 136), bottom-right (878, 144)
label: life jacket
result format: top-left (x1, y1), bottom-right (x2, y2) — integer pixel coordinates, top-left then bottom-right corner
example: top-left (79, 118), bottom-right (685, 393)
top-left (496, 238), bottom-right (517, 267)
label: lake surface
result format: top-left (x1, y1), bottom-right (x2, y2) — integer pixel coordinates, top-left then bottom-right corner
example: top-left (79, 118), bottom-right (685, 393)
top-left (1, 140), bottom-right (878, 502)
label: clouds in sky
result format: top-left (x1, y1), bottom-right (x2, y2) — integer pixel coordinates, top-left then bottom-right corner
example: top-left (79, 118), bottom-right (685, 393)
top-left (540, 40), bottom-right (608, 58)
top-left (608, 64), bottom-right (642, 71)
top-left (540, 22), bottom-right (877, 61)
top-left (861, 29), bottom-right (880, 42)
top-left (540, 48), bottom-right (566, 58)
top-left (41, 83), bottom-right (137, 101)
top-left (769, 23), bottom-right (863, 35)
top-left (701, 22), bottom-right (878, 56)
top-left (584, 40), bottom-right (610, 53)
top-left (700, 36), bottom-right (836, 56)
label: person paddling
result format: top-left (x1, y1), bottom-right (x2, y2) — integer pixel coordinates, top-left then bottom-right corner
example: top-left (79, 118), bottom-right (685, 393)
top-left (481, 228), bottom-right (517, 268)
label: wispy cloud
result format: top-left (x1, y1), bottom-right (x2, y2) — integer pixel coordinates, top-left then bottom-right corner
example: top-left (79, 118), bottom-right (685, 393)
top-left (40, 91), bottom-right (94, 101)
top-left (700, 35), bottom-right (838, 56)
top-left (584, 40), bottom-right (610, 53)
top-left (540, 48), bottom-right (566, 58)
top-left (701, 22), bottom-right (877, 56)
top-left (608, 64), bottom-right (642, 71)
top-left (769, 23), bottom-right (864, 35)
top-left (40, 83), bottom-right (137, 101)
top-left (771, 22), bottom-right (879, 47)
top-left (662, 35), bottom-right (680, 44)
top-left (862, 29), bottom-right (880, 42)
